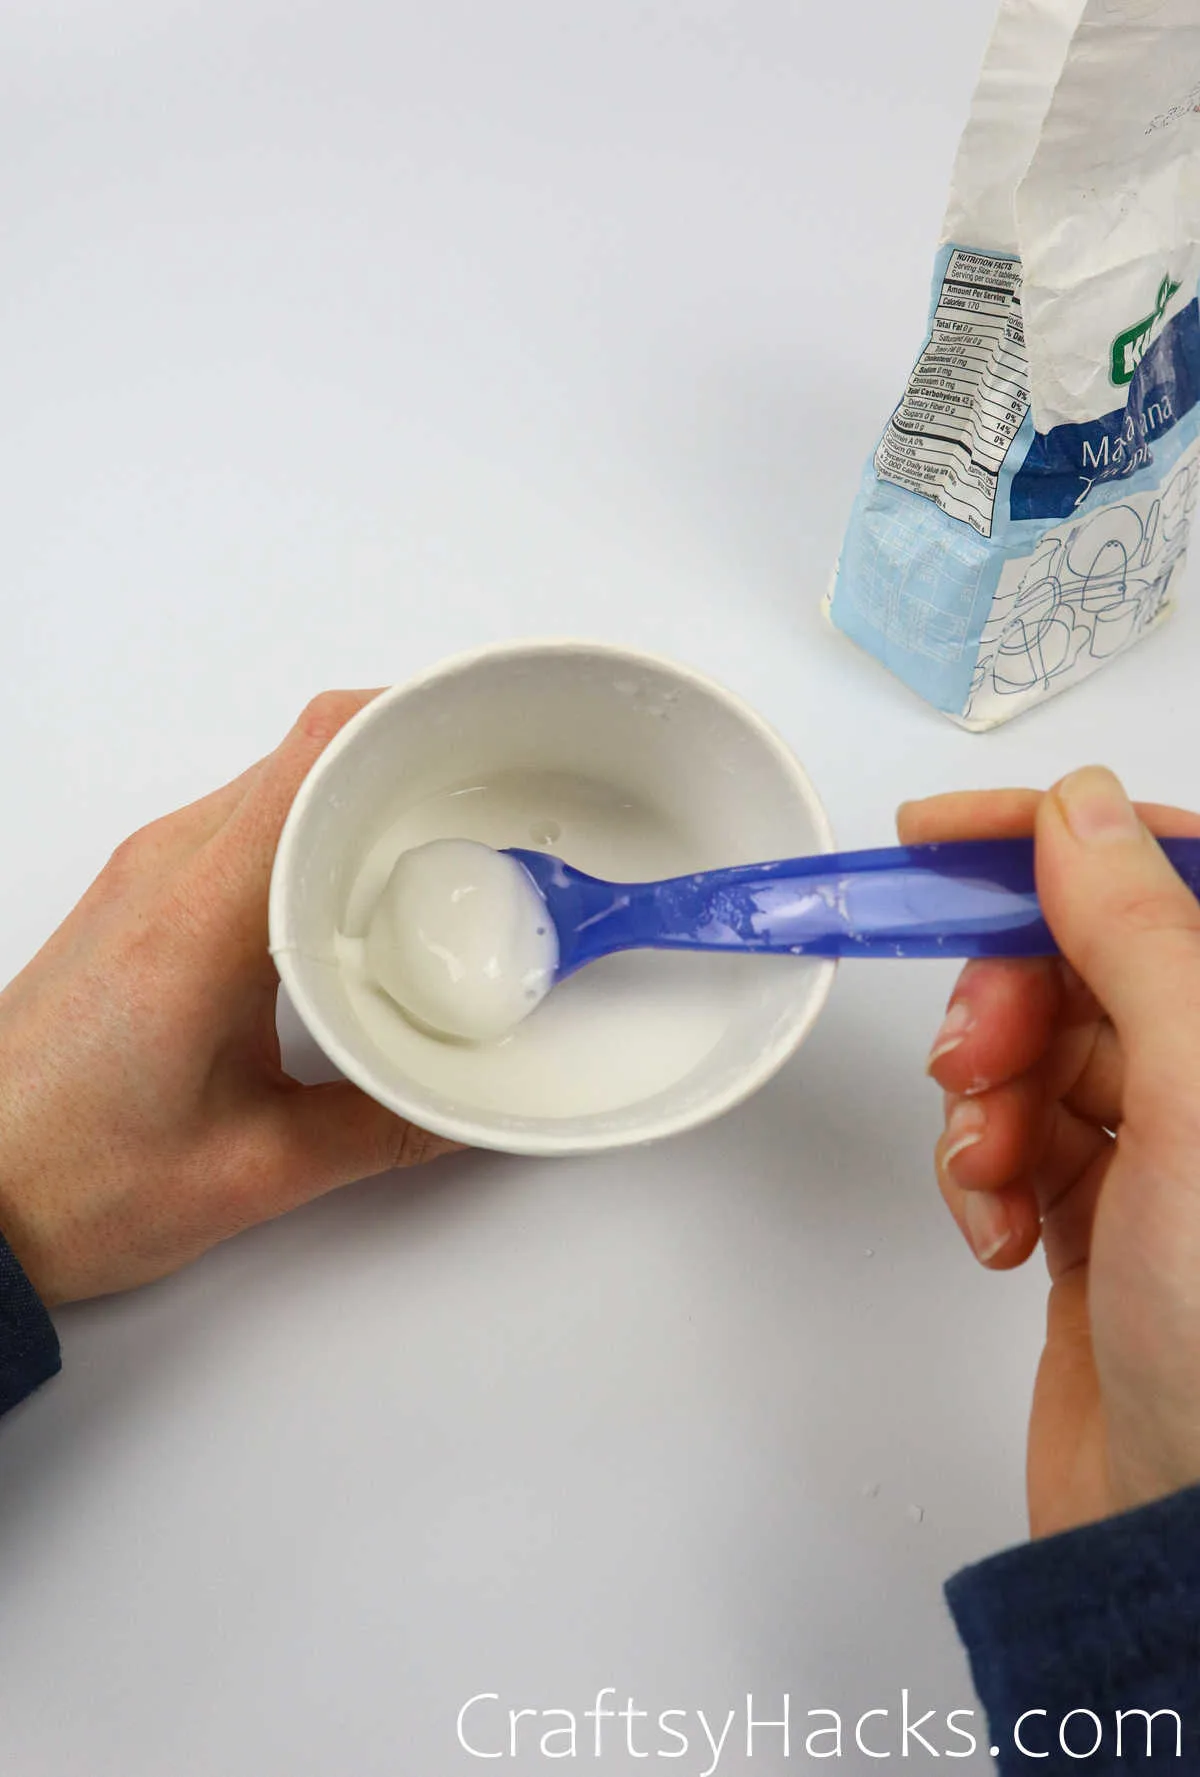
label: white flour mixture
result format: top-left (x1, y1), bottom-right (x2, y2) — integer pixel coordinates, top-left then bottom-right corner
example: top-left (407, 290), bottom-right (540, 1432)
top-left (363, 838), bottom-right (558, 1042)
top-left (335, 771), bottom-right (733, 1119)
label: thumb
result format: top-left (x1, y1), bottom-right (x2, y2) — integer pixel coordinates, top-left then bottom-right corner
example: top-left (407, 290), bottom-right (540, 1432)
top-left (1036, 767), bottom-right (1200, 1049)
top-left (268, 1080), bottom-right (462, 1211)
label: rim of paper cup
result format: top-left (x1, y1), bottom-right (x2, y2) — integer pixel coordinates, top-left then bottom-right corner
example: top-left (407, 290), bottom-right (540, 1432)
top-left (269, 638), bottom-right (838, 1156)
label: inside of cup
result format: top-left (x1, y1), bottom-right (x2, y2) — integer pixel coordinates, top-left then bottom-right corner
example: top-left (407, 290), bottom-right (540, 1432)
top-left (272, 646), bottom-right (835, 1153)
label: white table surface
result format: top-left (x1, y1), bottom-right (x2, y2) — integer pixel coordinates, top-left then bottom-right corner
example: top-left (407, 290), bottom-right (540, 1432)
top-left (3, 3), bottom-right (1198, 1772)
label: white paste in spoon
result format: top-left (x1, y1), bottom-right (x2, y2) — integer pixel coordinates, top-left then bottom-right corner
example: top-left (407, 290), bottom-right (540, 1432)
top-left (364, 838), bottom-right (558, 1042)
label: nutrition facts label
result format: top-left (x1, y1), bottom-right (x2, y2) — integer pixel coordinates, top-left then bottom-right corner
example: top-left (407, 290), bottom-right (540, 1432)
top-left (875, 249), bottom-right (1031, 538)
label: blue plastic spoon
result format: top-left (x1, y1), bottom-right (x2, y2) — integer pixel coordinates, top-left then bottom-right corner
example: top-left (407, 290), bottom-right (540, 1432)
top-left (507, 837), bottom-right (1200, 976)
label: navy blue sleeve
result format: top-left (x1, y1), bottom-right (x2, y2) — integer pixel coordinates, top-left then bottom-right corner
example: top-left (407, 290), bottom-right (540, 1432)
top-left (0, 1228), bottom-right (61, 1417)
top-left (948, 1484), bottom-right (1200, 1770)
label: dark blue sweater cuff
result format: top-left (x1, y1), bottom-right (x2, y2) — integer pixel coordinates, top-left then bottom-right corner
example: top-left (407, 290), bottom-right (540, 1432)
top-left (0, 1229), bottom-right (61, 1416)
top-left (948, 1484), bottom-right (1200, 1771)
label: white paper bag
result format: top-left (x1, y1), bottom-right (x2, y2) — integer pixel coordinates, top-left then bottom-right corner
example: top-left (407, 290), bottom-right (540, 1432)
top-left (827, 0), bottom-right (1200, 728)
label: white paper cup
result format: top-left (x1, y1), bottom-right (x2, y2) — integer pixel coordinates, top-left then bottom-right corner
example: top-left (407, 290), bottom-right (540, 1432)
top-left (269, 640), bottom-right (836, 1155)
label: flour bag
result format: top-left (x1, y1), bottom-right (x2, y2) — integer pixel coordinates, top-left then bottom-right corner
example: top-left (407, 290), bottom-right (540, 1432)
top-left (826, 0), bottom-right (1200, 728)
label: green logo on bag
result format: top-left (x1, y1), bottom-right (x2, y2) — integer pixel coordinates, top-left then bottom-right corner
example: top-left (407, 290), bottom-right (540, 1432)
top-left (1111, 274), bottom-right (1181, 385)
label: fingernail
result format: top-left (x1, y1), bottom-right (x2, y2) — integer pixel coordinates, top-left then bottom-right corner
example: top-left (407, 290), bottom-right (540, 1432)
top-left (963, 1190), bottom-right (1011, 1265)
top-left (1056, 767), bottom-right (1140, 845)
top-left (941, 1098), bottom-right (986, 1175)
top-left (926, 999), bottom-right (973, 1072)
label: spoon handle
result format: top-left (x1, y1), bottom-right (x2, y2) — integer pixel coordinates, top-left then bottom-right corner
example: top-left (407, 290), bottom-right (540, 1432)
top-left (537, 838), bottom-right (1200, 965)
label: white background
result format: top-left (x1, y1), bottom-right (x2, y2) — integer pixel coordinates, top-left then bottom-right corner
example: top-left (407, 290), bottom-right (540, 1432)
top-left (2, 2), bottom-right (1197, 1772)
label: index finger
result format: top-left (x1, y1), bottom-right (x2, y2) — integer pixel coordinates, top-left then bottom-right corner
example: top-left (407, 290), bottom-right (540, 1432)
top-left (215, 689), bottom-right (387, 873)
top-left (900, 785), bottom-right (1200, 1103)
top-left (897, 788), bottom-right (1200, 846)
top-left (897, 788), bottom-right (1041, 844)
top-left (176, 688), bottom-right (386, 958)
